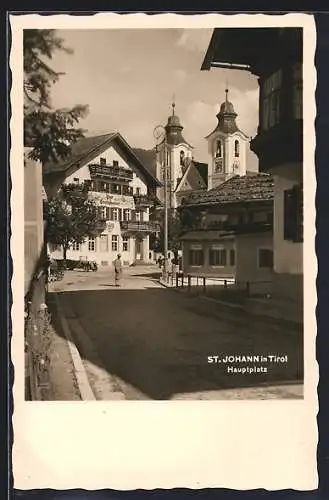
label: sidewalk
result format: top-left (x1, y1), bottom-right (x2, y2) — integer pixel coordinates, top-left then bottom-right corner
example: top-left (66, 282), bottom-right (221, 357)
top-left (46, 293), bottom-right (82, 401)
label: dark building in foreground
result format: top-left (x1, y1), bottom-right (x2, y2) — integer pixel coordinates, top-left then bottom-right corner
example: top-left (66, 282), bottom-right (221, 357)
top-left (201, 27), bottom-right (303, 309)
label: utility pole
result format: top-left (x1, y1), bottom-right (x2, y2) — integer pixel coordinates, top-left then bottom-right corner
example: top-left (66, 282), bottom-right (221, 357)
top-left (153, 124), bottom-right (168, 283)
top-left (163, 134), bottom-right (168, 282)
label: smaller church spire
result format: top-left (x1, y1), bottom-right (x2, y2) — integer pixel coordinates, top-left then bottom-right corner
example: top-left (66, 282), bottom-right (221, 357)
top-left (172, 93), bottom-right (176, 116)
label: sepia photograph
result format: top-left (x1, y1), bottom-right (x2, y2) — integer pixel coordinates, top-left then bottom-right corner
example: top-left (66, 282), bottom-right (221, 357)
top-left (11, 12), bottom-right (318, 492)
top-left (22, 26), bottom-right (305, 402)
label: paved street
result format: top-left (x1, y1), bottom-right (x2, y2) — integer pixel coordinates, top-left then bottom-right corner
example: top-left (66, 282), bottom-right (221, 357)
top-left (49, 265), bottom-right (303, 400)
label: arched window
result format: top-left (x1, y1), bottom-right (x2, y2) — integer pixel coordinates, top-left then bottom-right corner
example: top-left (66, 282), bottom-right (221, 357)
top-left (180, 150), bottom-right (185, 166)
top-left (234, 140), bottom-right (240, 157)
top-left (215, 140), bottom-right (222, 158)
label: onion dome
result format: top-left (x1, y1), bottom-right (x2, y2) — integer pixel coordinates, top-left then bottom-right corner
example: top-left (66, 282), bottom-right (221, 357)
top-left (214, 88), bottom-right (240, 134)
top-left (165, 100), bottom-right (190, 146)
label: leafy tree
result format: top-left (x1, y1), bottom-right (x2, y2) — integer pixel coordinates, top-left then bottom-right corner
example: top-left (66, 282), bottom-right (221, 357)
top-left (24, 29), bottom-right (89, 164)
top-left (150, 209), bottom-right (183, 254)
top-left (44, 183), bottom-right (105, 261)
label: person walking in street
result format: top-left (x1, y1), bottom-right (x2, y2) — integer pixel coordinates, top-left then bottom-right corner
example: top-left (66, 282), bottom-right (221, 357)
top-left (114, 254), bottom-right (123, 287)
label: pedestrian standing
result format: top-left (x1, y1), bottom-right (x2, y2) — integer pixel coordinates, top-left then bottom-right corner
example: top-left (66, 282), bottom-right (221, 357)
top-left (114, 254), bottom-right (122, 287)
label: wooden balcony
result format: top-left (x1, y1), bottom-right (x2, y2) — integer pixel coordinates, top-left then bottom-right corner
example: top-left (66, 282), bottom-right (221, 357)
top-left (133, 194), bottom-right (156, 207)
top-left (89, 163), bottom-right (133, 180)
top-left (120, 220), bottom-right (160, 234)
top-left (185, 221), bottom-right (273, 235)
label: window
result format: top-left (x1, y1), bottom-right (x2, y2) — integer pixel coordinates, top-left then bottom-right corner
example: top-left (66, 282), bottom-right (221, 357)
top-left (122, 236), bottom-right (129, 252)
top-left (111, 184), bottom-right (121, 194)
top-left (230, 249), bottom-right (235, 266)
top-left (284, 184), bottom-right (303, 242)
top-left (234, 140), bottom-right (240, 158)
top-left (72, 242), bottom-right (81, 252)
top-left (258, 249), bottom-right (273, 269)
top-left (102, 182), bottom-right (110, 192)
top-left (123, 209), bottom-right (131, 221)
top-left (209, 248), bottom-right (227, 266)
top-left (135, 211), bottom-right (141, 222)
top-left (112, 235), bottom-right (119, 252)
top-left (189, 250), bottom-right (204, 266)
top-left (136, 187), bottom-right (141, 195)
top-left (112, 208), bottom-right (119, 221)
top-left (253, 211), bottom-right (268, 223)
top-left (90, 180), bottom-right (97, 192)
top-left (100, 206), bottom-right (107, 219)
top-left (180, 150), bottom-right (185, 166)
top-left (215, 140), bottom-right (222, 158)
top-left (262, 69), bottom-right (282, 130)
top-left (49, 243), bottom-right (61, 252)
top-left (122, 185), bottom-right (131, 195)
top-left (73, 177), bottom-right (79, 183)
top-left (100, 157), bottom-right (106, 166)
top-left (88, 238), bottom-right (96, 252)
top-left (99, 235), bottom-right (108, 252)
top-left (293, 62), bottom-right (303, 120)
top-left (113, 160), bottom-right (119, 167)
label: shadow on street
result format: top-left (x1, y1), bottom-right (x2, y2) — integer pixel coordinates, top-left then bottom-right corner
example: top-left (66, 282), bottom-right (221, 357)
top-left (48, 285), bottom-right (304, 400)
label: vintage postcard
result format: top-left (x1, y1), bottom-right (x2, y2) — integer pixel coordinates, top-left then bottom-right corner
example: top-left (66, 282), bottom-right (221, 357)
top-left (10, 12), bottom-right (318, 491)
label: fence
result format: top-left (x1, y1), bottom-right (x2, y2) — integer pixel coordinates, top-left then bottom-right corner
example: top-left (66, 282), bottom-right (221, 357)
top-left (24, 270), bottom-right (52, 401)
top-left (166, 272), bottom-right (273, 301)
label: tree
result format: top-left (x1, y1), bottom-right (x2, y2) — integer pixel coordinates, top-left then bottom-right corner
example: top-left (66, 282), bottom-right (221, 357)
top-left (24, 29), bottom-right (89, 164)
top-left (150, 209), bottom-right (183, 254)
top-left (44, 183), bottom-right (105, 261)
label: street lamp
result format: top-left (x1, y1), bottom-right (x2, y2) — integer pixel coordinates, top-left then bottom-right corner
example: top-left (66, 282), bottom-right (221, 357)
top-left (153, 124), bottom-right (169, 283)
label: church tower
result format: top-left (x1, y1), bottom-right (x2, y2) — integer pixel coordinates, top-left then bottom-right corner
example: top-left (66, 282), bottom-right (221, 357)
top-left (156, 99), bottom-right (194, 208)
top-left (206, 89), bottom-right (249, 190)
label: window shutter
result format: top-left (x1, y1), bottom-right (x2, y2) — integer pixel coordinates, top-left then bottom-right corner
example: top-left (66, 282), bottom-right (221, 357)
top-left (284, 188), bottom-right (296, 240)
top-left (295, 183), bottom-right (303, 243)
top-left (284, 185), bottom-right (303, 242)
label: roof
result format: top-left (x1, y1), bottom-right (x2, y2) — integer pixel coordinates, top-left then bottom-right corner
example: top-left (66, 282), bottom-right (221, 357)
top-left (43, 132), bottom-right (161, 187)
top-left (194, 161), bottom-right (208, 186)
top-left (201, 28), bottom-right (302, 72)
top-left (176, 161), bottom-right (207, 193)
top-left (132, 148), bottom-right (157, 178)
top-left (183, 173), bottom-right (274, 207)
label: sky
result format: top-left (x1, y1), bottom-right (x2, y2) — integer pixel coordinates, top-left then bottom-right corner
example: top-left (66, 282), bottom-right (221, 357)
top-left (50, 29), bottom-right (259, 169)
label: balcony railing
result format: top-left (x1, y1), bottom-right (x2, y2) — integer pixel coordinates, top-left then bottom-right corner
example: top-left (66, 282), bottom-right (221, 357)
top-left (133, 194), bottom-right (155, 207)
top-left (183, 221), bottom-right (273, 234)
top-left (89, 163), bottom-right (133, 180)
top-left (120, 220), bottom-right (160, 233)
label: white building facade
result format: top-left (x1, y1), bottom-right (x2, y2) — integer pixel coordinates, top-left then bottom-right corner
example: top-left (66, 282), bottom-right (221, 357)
top-left (44, 133), bottom-right (160, 266)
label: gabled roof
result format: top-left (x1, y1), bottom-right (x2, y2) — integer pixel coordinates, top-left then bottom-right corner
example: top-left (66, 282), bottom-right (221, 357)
top-left (132, 148), bottom-right (157, 178)
top-left (43, 132), bottom-right (161, 187)
top-left (183, 173), bottom-right (274, 207)
top-left (193, 161), bottom-right (208, 187)
top-left (175, 160), bottom-right (207, 194)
